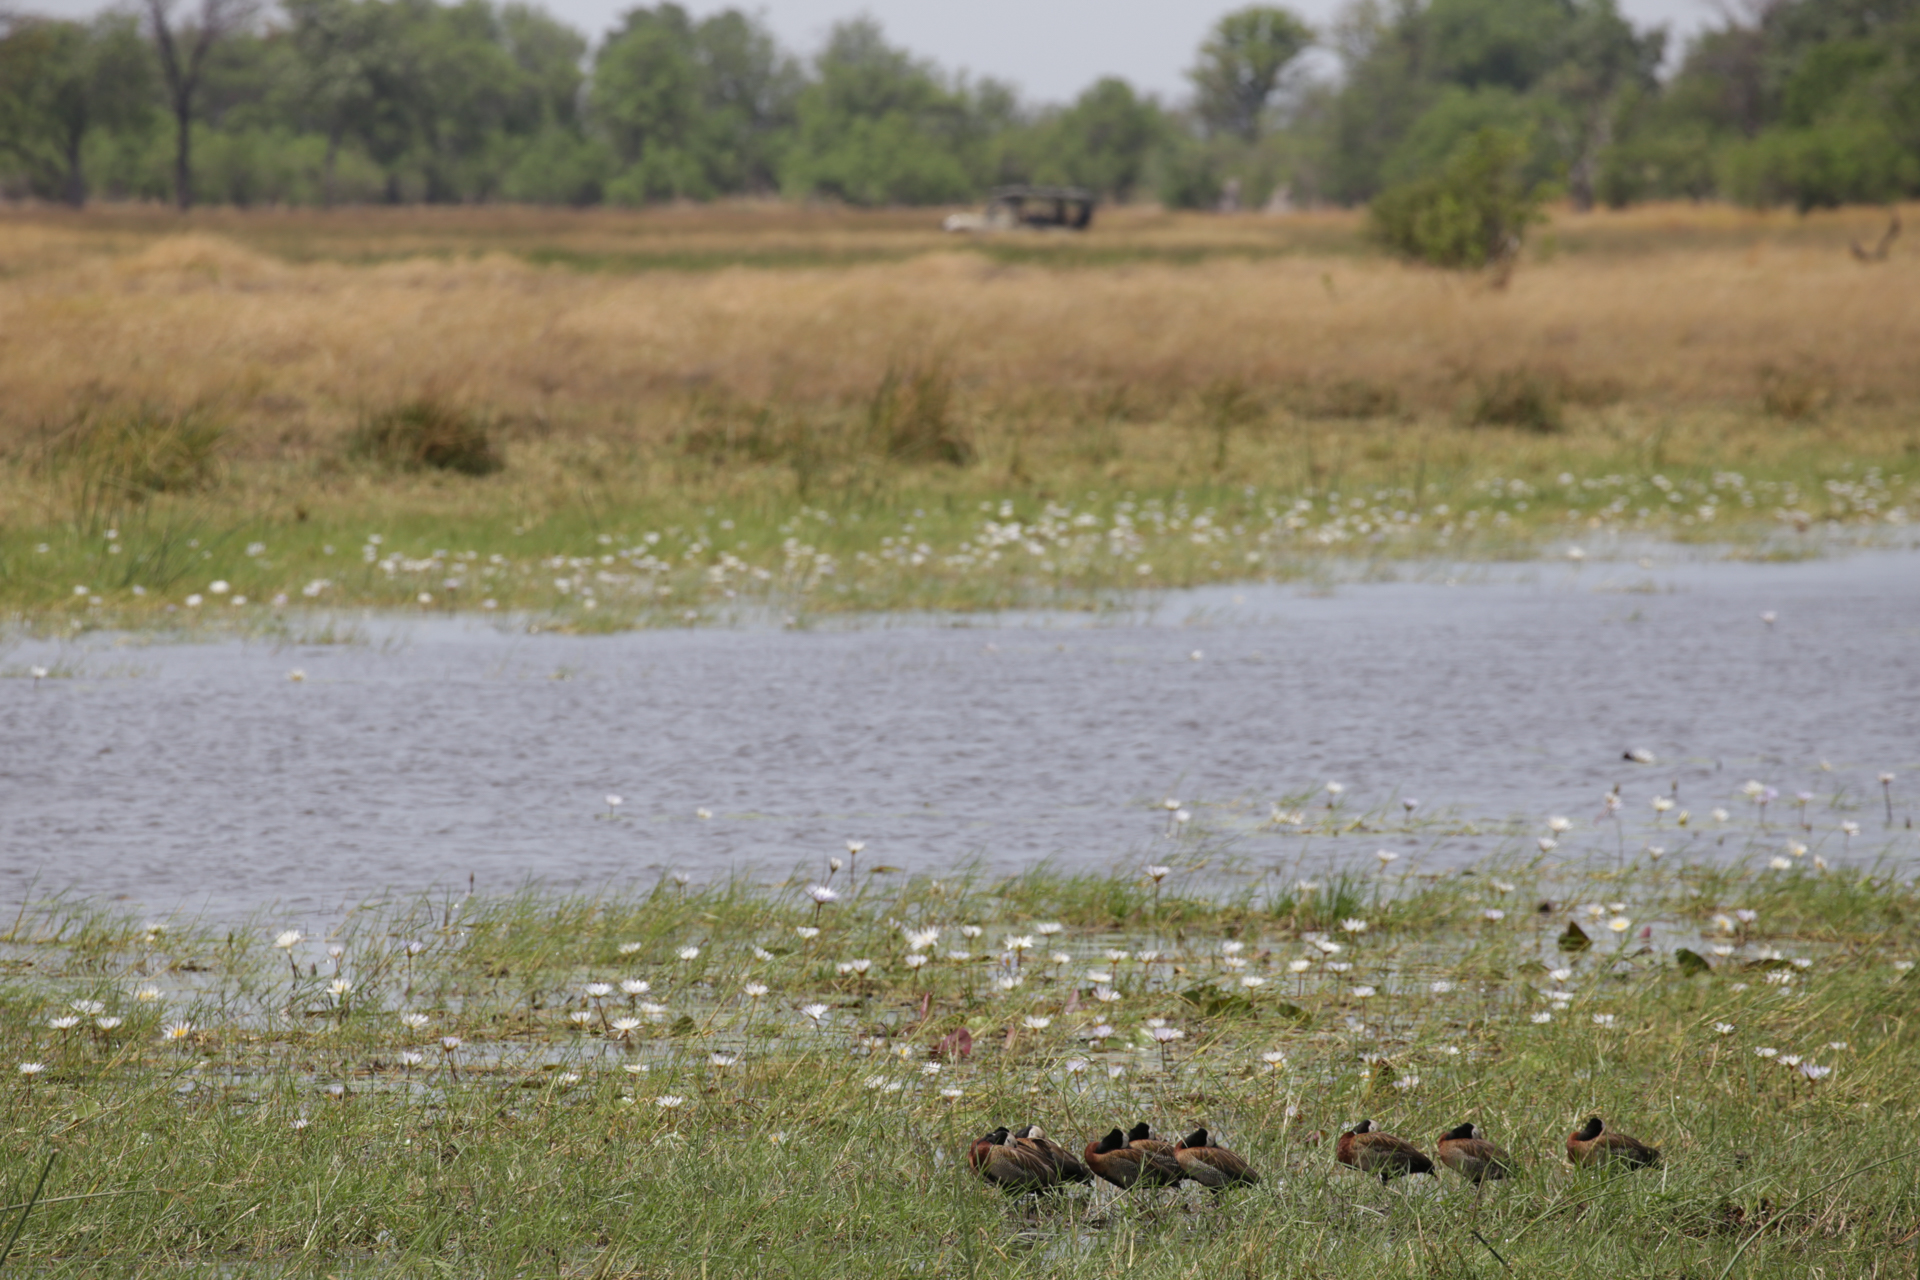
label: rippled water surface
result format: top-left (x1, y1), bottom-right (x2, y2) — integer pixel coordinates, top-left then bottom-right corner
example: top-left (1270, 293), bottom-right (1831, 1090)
top-left (5, 552), bottom-right (1918, 919)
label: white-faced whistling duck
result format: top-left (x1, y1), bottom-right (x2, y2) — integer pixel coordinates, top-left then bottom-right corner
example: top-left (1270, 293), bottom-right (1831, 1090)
top-left (968, 1126), bottom-right (1056, 1192)
top-left (1125, 1121), bottom-right (1181, 1162)
top-left (1566, 1116), bottom-right (1660, 1169)
top-left (1084, 1127), bottom-right (1184, 1190)
top-left (1013, 1125), bottom-right (1092, 1185)
top-left (1172, 1128), bottom-right (1260, 1191)
top-left (1436, 1122), bottom-right (1516, 1183)
top-left (1336, 1120), bottom-right (1435, 1183)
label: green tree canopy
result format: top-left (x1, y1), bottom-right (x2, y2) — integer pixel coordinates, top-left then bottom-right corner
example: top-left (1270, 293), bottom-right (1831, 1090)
top-left (1189, 5), bottom-right (1314, 141)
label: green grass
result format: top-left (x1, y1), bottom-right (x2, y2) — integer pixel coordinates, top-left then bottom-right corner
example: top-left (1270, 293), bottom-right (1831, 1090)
top-left (4, 835), bottom-right (1917, 1277)
top-left (4, 415), bottom-right (1914, 635)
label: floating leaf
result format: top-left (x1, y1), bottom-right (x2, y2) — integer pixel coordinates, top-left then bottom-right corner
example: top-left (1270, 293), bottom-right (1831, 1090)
top-left (1675, 948), bottom-right (1712, 976)
top-left (1180, 983), bottom-right (1253, 1018)
top-left (936, 1026), bottom-right (973, 1059)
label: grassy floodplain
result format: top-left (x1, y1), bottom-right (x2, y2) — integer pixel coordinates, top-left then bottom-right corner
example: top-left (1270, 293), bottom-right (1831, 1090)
top-left (1, 202), bottom-right (1918, 630)
top-left (3, 797), bottom-right (1918, 1277)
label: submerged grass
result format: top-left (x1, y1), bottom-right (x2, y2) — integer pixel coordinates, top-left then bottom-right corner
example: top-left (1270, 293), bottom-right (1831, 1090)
top-left (3, 835), bottom-right (1917, 1277)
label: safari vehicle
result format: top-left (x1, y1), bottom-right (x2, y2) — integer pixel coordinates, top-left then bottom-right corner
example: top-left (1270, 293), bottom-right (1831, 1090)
top-left (942, 185), bottom-right (1096, 233)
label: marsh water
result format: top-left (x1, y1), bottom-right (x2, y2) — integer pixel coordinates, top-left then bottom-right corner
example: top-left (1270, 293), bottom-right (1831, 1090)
top-left (4, 551), bottom-right (1918, 921)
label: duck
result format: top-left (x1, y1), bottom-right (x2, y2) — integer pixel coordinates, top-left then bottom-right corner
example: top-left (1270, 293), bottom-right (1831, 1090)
top-left (1436, 1122), bottom-right (1516, 1183)
top-left (1126, 1121), bottom-right (1182, 1162)
top-left (1566, 1116), bottom-right (1659, 1169)
top-left (1084, 1126), bottom-right (1184, 1190)
top-left (1336, 1119), bottom-right (1435, 1183)
top-left (968, 1126), bottom-right (1055, 1192)
top-left (1013, 1124), bottom-right (1091, 1185)
top-left (1172, 1128), bottom-right (1260, 1190)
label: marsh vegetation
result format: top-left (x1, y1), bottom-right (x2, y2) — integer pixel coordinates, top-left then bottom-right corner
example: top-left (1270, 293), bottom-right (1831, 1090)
top-left (3, 799), bottom-right (1916, 1277)
top-left (2, 204), bottom-right (1916, 628)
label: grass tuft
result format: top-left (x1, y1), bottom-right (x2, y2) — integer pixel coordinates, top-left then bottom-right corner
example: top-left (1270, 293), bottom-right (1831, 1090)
top-left (1467, 366), bottom-right (1567, 433)
top-left (347, 398), bottom-right (504, 476)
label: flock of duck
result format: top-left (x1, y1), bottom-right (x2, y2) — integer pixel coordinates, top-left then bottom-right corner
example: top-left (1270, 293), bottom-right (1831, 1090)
top-left (969, 1116), bottom-right (1660, 1196)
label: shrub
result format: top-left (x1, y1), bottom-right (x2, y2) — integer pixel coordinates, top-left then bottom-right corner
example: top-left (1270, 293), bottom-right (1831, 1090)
top-left (1467, 367), bottom-right (1564, 433)
top-left (1368, 128), bottom-right (1548, 272)
top-left (348, 399), bottom-right (504, 476)
top-left (1720, 119), bottom-right (1917, 212)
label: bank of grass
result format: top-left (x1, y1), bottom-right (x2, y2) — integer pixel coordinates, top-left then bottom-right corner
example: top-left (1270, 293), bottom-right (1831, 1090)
top-left (2, 402), bottom-right (1914, 630)
top-left (2, 202), bottom-right (1918, 629)
top-left (3, 840), bottom-right (1917, 1277)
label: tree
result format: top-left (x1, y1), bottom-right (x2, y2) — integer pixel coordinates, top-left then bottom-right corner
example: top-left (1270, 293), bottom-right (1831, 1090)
top-left (1369, 126), bottom-right (1547, 270)
top-left (780, 19), bottom-right (984, 205)
top-left (146, 0), bottom-right (259, 208)
top-left (1038, 77), bottom-right (1166, 200)
top-left (1189, 5), bottom-right (1314, 141)
top-left (0, 15), bottom-right (153, 205)
top-left (284, 0), bottom-right (398, 204)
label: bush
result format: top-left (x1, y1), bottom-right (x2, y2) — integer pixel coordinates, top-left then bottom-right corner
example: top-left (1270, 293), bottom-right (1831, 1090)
top-left (1467, 367), bottom-right (1564, 433)
top-left (348, 400), bottom-right (504, 476)
top-left (1368, 128), bottom-right (1548, 271)
top-left (1720, 118), bottom-right (1918, 212)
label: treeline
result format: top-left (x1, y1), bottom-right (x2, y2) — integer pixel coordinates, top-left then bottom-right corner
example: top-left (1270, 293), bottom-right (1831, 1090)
top-left (1, 0), bottom-right (1916, 212)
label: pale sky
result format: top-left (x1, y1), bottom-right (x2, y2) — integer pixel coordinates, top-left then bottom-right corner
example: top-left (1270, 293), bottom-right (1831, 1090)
top-left (27, 0), bottom-right (1719, 104)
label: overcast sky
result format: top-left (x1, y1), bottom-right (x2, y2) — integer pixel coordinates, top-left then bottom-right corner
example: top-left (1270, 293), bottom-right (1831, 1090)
top-left (26, 0), bottom-right (1722, 104)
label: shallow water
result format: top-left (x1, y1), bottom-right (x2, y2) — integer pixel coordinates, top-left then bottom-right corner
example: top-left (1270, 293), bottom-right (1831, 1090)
top-left (4, 551), bottom-right (1918, 920)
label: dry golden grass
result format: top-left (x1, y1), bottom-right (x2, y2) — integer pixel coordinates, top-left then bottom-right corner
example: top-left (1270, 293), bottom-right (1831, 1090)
top-left (1, 201), bottom-right (1917, 458)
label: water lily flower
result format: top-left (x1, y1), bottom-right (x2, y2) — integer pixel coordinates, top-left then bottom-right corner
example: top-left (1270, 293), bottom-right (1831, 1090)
top-left (274, 930), bottom-right (302, 950)
top-left (1592, 1013), bottom-right (1616, 1027)
top-left (1341, 918), bottom-right (1368, 934)
top-left (677, 946), bottom-right (701, 960)
top-left (801, 1004), bottom-right (829, 1025)
top-left (1023, 1016), bottom-right (1052, 1030)
top-left (620, 980), bottom-right (650, 996)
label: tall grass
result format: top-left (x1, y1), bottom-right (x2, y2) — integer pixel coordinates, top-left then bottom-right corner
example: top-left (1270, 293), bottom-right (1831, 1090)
top-left (1, 204), bottom-right (1917, 626)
